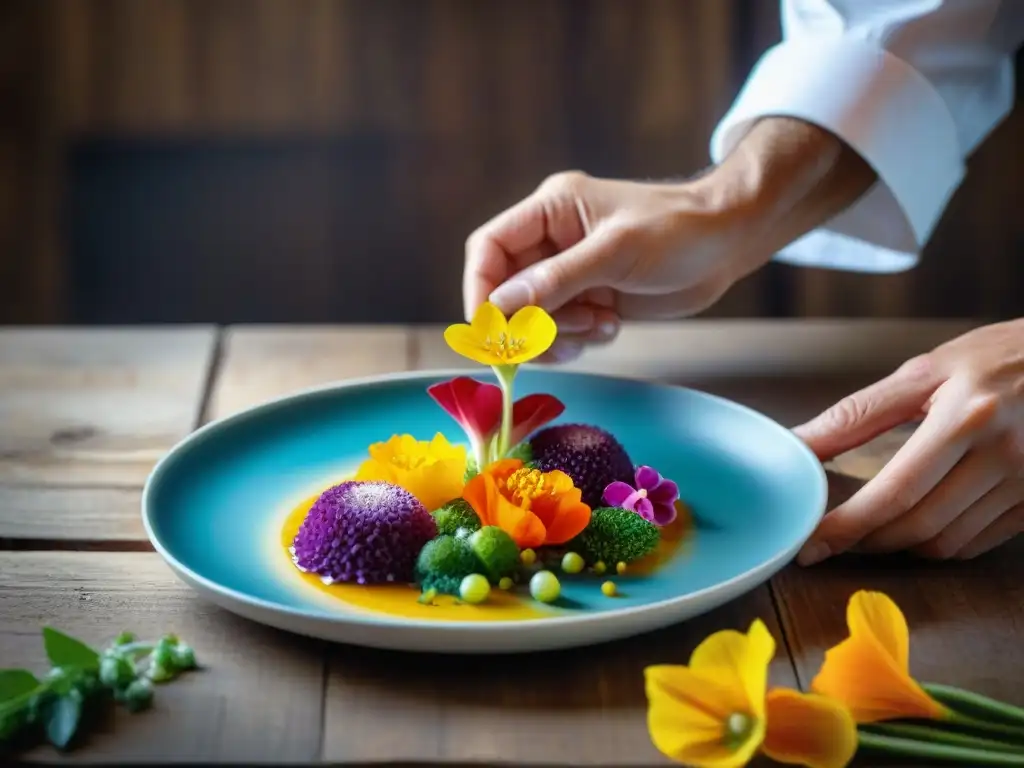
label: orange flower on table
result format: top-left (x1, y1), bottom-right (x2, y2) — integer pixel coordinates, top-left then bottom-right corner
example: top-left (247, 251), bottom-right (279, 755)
top-left (646, 619), bottom-right (856, 768)
top-left (811, 590), bottom-right (949, 724)
top-left (462, 458), bottom-right (591, 549)
top-left (354, 433), bottom-right (466, 512)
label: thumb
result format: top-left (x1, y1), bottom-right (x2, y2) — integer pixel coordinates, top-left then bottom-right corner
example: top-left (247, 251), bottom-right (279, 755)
top-left (793, 358), bottom-right (941, 461)
top-left (488, 227), bottom-right (622, 315)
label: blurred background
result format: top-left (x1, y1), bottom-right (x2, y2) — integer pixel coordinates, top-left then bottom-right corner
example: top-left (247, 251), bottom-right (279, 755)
top-left (2, 0), bottom-right (1021, 327)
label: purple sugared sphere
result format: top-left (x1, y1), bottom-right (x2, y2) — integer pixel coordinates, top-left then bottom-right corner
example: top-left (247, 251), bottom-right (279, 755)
top-left (290, 480), bottom-right (437, 585)
top-left (529, 423), bottom-right (634, 508)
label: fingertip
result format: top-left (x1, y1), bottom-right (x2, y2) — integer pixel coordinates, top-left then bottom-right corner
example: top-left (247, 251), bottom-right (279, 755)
top-left (796, 540), bottom-right (831, 567)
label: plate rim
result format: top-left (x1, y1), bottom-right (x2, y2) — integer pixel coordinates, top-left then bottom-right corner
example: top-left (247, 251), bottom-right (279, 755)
top-left (141, 365), bottom-right (828, 635)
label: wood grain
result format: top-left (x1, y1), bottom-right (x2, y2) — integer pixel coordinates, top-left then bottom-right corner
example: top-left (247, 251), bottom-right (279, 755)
top-left (323, 589), bottom-right (794, 765)
top-left (207, 325), bottom-right (411, 421)
top-left (0, 552), bottom-right (324, 763)
top-left (0, 486), bottom-right (145, 544)
top-left (0, 327), bottom-right (215, 487)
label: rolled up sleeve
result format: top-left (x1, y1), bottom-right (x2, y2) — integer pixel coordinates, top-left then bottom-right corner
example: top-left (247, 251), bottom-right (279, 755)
top-left (709, 0), bottom-right (1022, 273)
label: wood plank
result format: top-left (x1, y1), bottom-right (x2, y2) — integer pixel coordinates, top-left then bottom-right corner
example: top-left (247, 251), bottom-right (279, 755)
top-left (0, 327), bottom-right (215, 486)
top-left (413, 320), bottom-right (977, 378)
top-left (0, 486), bottom-right (145, 544)
top-left (322, 589), bottom-right (795, 765)
top-left (0, 551), bottom-right (324, 763)
top-left (207, 325), bottom-right (410, 421)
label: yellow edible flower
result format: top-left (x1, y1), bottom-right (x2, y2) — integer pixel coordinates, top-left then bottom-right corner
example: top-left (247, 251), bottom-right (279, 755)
top-left (646, 620), bottom-right (857, 768)
top-left (811, 590), bottom-right (949, 724)
top-left (444, 302), bottom-right (557, 367)
top-left (354, 433), bottom-right (466, 512)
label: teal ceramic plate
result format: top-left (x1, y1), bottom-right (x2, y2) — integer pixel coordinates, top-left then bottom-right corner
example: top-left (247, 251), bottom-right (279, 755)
top-left (142, 368), bottom-right (827, 654)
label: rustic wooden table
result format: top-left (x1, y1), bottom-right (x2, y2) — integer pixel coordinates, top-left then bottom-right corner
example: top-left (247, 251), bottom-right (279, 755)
top-left (2, 320), bottom-right (1023, 766)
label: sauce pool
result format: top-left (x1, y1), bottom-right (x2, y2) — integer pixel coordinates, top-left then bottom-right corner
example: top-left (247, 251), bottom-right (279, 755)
top-left (280, 488), bottom-right (693, 622)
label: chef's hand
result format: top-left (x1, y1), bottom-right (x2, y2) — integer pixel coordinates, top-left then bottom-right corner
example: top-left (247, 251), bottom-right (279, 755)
top-left (795, 318), bottom-right (1024, 564)
top-left (463, 117), bottom-right (876, 363)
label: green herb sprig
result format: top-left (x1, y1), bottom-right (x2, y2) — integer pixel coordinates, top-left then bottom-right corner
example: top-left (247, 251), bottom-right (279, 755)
top-left (0, 627), bottom-right (198, 751)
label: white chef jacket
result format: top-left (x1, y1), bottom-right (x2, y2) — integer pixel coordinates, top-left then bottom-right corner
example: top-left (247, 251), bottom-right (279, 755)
top-left (710, 0), bottom-right (1024, 273)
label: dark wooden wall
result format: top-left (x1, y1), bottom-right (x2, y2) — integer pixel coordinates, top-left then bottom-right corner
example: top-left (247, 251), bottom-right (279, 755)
top-left (1, 0), bottom-right (1021, 325)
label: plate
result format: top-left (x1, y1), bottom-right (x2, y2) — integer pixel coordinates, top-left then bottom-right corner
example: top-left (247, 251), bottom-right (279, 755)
top-left (142, 368), bottom-right (827, 654)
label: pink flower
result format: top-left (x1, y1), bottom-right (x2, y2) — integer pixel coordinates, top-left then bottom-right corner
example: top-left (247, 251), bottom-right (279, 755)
top-left (426, 377), bottom-right (565, 466)
top-left (603, 466), bottom-right (679, 526)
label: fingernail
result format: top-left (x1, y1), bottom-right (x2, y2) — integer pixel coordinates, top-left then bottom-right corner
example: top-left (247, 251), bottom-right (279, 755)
top-left (489, 280), bottom-right (533, 314)
top-left (796, 541), bottom-right (831, 566)
top-left (597, 321), bottom-right (618, 338)
top-left (550, 341), bottom-right (583, 363)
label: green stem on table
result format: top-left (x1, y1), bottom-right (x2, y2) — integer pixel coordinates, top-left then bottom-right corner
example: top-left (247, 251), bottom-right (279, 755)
top-left (492, 365), bottom-right (517, 460)
top-left (927, 683), bottom-right (1024, 726)
top-left (945, 711), bottom-right (1024, 743)
top-left (858, 731), bottom-right (1024, 765)
top-left (863, 722), bottom-right (1024, 754)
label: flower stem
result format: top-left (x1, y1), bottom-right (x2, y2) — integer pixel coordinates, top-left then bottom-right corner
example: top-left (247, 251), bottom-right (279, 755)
top-left (926, 683), bottom-right (1024, 727)
top-left (492, 365), bottom-right (517, 460)
top-left (863, 722), bottom-right (1024, 753)
top-left (858, 731), bottom-right (1024, 764)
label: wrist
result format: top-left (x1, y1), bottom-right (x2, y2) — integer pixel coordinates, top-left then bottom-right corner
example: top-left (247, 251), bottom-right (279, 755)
top-left (688, 117), bottom-right (877, 269)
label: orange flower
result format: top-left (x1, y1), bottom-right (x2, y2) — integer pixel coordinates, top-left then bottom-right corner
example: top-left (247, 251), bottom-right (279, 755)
top-left (646, 620), bottom-right (857, 768)
top-left (811, 590), bottom-right (949, 723)
top-left (462, 458), bottom-right (591, 549)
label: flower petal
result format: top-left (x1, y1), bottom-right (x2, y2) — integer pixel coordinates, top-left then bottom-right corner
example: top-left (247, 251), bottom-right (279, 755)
top-left (532, 487), bottom-right (591, 545)
top-left (471, 301), bottom-right (509, 338)
top-left (646, 665), bottom-right (765, 768)
top-left (762, 688), bottom-right (857, 768)
top-left (444, 324), bottom-right (499, 366)
top-left (634, 497), bottom-right (655, 522)
top-left (810, 635), bottom-right (945, 723)
top-left (603, 481), bottom-right (636, 507)
top-left (847, 591), bottom-right (909, 671)
top-left (648, 478), bottom-right (680, 505)
top-left (689, 619), bottom-right (775, 722)
top-left (508, 393), bottom-right (566, 447)
top-left (506, 306), bottom-right (557, 363)
top-left (463, 467), bottom-right (545, 548)
top-left (427, 377), bottom-right (504, 441)
top-left (811, 590), bottom-right (947, 723)
top-left (635, 465), bottom-right (662, 489)
top-left (650, 502), bottom-right (678, 527)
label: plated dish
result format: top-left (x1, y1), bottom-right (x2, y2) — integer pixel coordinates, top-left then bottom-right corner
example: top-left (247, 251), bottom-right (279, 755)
top-left (142, 305), bottom-right (827, 653)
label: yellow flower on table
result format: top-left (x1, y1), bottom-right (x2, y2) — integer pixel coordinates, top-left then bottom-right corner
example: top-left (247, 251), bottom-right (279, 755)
top-left (444, 301), bottom-right (557, 367)
top-left (811, 590), bottom-right (949, 724)
top-left (646, 619), bottom-right (856, 768)
top-left (354, 433), bottom-right (466, 512)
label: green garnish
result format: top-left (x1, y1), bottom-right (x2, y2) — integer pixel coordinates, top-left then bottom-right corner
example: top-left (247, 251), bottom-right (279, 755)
top-left (0, 627), bottom-right (198, 751)
top-left (431, 498), bottom-right (481, 537)
top-left (466, 526), bottom-right (519, 583)
top-left (570, 507), bottom-right (661, 565)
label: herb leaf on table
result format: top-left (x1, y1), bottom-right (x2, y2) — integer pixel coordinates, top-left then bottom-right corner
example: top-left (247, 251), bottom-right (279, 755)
top-left (0, 626), bottom-right (198, 753)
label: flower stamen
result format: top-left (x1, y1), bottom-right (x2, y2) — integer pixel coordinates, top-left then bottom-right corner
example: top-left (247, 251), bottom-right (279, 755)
top-left (504, 467), bottom-right (554, 510)
top-left (483, 332), bottom-right (527, 361)
top-left (723, 712), bottom-right (754, 750)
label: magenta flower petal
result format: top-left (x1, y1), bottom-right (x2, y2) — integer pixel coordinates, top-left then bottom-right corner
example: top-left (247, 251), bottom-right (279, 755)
top-left (426, 377), bottom-right (503, 441)
top-left (650, 502), bottom-right (677, 527)
top-left (603, 481), bottom-right (636, 508)
top-left (509, 393), bottom-right (566, 447)
top-left (635, 465), bottom-right (662, 490)
top-left (648, 478), bottom-right (680, 505)
top-left (634, 497), bottom-right (655, 522)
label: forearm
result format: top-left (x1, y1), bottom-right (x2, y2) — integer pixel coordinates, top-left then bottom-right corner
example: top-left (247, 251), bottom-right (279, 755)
top-left (690, 117), bottom-right (877, 275)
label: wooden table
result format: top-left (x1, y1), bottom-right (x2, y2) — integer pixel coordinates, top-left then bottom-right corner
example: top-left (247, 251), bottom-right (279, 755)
top-left (3, 320), bottom-right (1023, 766)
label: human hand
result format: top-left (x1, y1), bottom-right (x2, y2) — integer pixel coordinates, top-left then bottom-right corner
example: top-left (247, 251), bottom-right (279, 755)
top-left (462, 171), bottom-right (758, 363)
top-left (794, 318), bottom-right (1024, 564)
top-left (462, 118), bottom-right (877, 363)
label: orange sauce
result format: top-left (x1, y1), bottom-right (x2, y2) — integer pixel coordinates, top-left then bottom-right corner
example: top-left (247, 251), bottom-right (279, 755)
top-left (280, 489), bottom-right (692, 621)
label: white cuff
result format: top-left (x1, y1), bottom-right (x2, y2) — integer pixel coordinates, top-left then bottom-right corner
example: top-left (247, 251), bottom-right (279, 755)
top-left (710, 35), bottom-right (966, 271)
